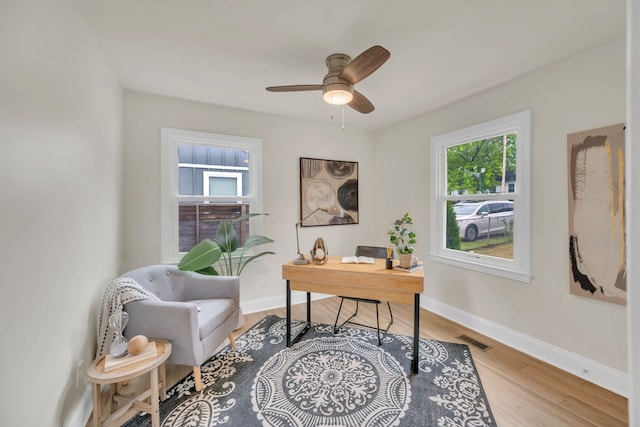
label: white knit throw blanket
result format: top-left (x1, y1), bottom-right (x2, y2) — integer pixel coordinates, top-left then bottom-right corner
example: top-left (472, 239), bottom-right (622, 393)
top-left (96, 277), bottom-right (160, 357)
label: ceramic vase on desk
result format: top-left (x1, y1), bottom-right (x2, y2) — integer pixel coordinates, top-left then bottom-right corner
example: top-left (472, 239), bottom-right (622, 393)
top-left (311, 237), bottom-right (328, 265)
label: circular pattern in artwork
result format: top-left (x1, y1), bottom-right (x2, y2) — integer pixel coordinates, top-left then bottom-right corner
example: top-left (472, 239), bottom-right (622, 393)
top-left (252, 337), bottom-right (410, 426)
top-left (337, 179), bottom-right (358, 211)
top-left (324, 161), bottom-right (355, 178)
top-left (303, 180), bottom-right (336, 212)
top-left (330, 213), bottom-right (355, 225)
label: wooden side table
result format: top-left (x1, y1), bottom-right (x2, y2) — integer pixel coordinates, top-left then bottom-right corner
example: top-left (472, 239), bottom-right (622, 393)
top-left (86, 339), bottom-right (172, 427)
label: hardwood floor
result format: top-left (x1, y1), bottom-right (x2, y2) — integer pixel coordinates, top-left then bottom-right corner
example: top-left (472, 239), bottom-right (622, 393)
top-left (89, 297), bottom-right (628, 426)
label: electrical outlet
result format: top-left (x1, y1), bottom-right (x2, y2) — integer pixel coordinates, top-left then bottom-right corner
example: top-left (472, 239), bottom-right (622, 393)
top-left (76, 360), bottom-right (84, 388)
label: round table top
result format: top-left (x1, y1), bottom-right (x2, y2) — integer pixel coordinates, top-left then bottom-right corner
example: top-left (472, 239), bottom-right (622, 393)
top-left (86, 339), bottom-right (171, 384)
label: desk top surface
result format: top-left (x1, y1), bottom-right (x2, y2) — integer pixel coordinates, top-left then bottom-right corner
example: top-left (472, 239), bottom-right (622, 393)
top-left (282, 256), bottom-right (424, 300)
top-left (283, 256), bottom-right (424, 278)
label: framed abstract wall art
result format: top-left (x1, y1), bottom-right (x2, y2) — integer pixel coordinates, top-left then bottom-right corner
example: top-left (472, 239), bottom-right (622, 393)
top-left (299, 157), bottom-right (358, 226)
top-left (567, 123), bottom-right (626, 305)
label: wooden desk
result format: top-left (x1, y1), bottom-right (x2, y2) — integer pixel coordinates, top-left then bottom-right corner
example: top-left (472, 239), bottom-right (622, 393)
top-left (282, 256), bottom-right (424, 373)
top-left (86, 339), bottom-right (171, 427)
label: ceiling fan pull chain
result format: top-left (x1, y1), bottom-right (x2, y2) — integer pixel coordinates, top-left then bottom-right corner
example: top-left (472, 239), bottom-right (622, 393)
top-left (342, 106), bottom-right (345, 130)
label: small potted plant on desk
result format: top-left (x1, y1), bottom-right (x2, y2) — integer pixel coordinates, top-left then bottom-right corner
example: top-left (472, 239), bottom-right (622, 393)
top-left (388, 212), bottom-right (417, 268)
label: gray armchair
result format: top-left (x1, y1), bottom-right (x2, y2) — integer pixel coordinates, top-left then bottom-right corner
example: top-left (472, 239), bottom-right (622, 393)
top-left (121, 264), bottom-right (240, 392)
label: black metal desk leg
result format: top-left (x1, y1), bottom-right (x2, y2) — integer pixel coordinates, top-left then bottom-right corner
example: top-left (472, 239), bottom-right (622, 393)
top-left (286, 280), bottom-right (292, 347)
top-left (413, 293), bottom-right (420, 374)
top-left (286, 282), bottom-right (311, 347)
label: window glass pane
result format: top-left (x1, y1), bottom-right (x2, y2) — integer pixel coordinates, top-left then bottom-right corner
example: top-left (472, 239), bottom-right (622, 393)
top-left (447, 200), bottom-right (514, 259)
top-left (178, 144), bottom-right (249, 196)
top-left (445, 133), bottom-right (517, 261)
top-left (209, 177), bottom-right (238, 196)
top-left (446, 134), bottom-right (516, 195)
top-left (178, 202), bottom-right (250, 252)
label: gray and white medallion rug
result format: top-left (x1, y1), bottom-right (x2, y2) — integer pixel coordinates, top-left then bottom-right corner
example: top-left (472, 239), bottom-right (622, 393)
top-left (123, 315), bottom-right (496, 427)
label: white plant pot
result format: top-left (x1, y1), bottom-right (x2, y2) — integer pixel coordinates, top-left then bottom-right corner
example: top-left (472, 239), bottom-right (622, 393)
top-left (398, 253), bottom-right (414, 268)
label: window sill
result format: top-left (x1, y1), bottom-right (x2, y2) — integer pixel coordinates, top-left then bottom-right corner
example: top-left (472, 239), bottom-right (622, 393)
top-left (430, 253), bottom-right (532, 283)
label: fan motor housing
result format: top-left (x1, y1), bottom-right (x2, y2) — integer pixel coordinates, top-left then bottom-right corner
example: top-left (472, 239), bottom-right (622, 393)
top-left (323, 53), bottom-right (353, 104)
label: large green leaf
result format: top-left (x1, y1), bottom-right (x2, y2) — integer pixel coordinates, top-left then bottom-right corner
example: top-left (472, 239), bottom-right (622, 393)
top-left (242, 235), bottom-right (274, 251)
top-left (214, 220), bottom-right (239, 253)
top-left (229, 213), bottom-right (269, 224)
top-left (178, 239), bottom-right (222, 272)
top-left (195, 266), bottom-right (219, 276)
top-left (237, 251), bottom-right (276, 275)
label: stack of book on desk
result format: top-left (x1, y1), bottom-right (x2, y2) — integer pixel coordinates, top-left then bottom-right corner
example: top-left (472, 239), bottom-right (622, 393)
top-left (393, 264), bottom-right (424, 273)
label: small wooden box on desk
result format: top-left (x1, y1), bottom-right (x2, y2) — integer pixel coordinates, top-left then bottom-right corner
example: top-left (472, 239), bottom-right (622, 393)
top-left (86, 339), bottom-right (171, 427)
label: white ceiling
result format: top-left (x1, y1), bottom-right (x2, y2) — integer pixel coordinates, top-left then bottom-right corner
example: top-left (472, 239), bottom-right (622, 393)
top-left (76, 0), bottom-right (626, 131)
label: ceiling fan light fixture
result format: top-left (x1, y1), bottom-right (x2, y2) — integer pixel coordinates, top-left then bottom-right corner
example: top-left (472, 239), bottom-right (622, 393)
top-left (323, 83), bottom-right (353, 105)
top-left (265, 46), bottom-right (389, 114)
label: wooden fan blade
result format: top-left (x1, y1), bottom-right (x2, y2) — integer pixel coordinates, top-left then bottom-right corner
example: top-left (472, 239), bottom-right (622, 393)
top-left (266, 85), bottom-right (323, 92)
top-left (349, 90), bottom-right (375, 114)
top-left (340, 45), bottom-right (390, 85)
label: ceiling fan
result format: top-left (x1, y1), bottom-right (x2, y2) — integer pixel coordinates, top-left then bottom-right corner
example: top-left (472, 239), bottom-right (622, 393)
top-left (266, 45), bottom-right (390, 114)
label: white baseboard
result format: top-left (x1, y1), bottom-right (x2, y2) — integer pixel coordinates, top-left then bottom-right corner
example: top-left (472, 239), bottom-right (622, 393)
top-left (420, 295), bottom-right (628, 397)
top-left (241, 292), bottom-right (331, 315)
top-left (63, 385), bottom-right (93, 427)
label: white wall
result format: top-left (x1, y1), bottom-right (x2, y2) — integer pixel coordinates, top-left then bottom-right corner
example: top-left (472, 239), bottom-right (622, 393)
top-left (374, 38), bottom-right (627, 379)
top-left (122, 91), bottom-right (378, 306)
top-left (0, 1), bottom-right (122, 426)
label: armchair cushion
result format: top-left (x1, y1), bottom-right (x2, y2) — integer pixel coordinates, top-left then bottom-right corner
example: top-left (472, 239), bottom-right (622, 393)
top-left (194, 298), bottom-right (236, 340)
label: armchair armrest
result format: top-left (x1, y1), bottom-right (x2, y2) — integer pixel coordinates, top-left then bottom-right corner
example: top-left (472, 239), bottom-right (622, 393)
top-left (123, 299), bottom-right (203, 366)
top-left (181, 273), bottom-right (240, 302)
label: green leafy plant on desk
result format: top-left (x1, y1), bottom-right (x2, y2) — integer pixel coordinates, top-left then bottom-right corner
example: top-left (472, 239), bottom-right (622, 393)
top-left (388, 212), bottom-right (417, 254)
top-left (389, 212), bottom-right (418, 268)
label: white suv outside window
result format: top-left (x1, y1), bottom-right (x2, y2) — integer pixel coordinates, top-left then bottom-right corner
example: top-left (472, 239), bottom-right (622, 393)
top-left (454, 200), bottom-right (514, 241)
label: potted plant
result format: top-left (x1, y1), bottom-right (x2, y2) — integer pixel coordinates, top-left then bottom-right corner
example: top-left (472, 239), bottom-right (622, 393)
top-left (178, 213), bottom-right (275, 328)
top-left (178, 213), bottom-right (274, 276)
top-left (388, 212), bottom-right (417, 268)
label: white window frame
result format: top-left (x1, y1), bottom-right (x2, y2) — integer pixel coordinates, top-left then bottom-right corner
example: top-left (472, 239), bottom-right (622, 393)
top-left (161, 127), bottom-right (263, 264)
top-left (430, 110), bottom-right (532, 283)
top-left (202, 171), bottom-right (243, 196)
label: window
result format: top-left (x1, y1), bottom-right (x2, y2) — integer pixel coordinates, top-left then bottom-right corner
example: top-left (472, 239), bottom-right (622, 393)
top-left (430, 110), bottom-right (531, 282)
top-left (203, 172), bottom-right (243, 196)
top-left (161, 128), bottom-right (263, 263)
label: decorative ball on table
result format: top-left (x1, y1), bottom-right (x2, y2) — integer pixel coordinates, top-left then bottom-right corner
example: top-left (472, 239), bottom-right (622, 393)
top-left (127, 335), bottom-right (149, 355)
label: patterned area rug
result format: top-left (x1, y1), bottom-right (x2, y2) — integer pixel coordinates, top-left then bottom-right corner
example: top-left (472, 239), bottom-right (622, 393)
top-left (123, 315), bottom-right (496, 426)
